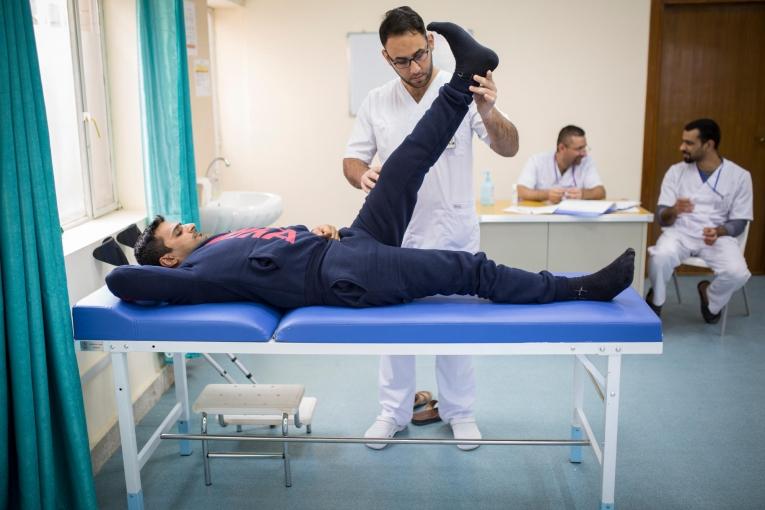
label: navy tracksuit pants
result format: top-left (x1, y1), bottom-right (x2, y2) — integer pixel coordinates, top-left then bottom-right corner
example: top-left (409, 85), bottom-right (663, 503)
top-left (320, 82), bottom-right (562, 307)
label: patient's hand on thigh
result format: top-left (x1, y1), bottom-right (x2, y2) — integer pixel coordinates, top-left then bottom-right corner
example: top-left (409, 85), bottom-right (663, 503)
top-left (312, 224), bottom-right (340, 240)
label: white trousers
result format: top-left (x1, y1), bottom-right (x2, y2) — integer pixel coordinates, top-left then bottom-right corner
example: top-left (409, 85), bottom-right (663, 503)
top-left (648, 229), bottom-right (750, 314)
top-left (377, 355), bottom-right (476, 427)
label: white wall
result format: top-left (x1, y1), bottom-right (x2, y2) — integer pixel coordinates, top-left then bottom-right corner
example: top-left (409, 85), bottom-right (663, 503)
top-left (187, 0), bottom-right (216, 184)
top-left (104, 0), bottom-right (144, 212)
top-left (212, 0), bottom-right (651, 227)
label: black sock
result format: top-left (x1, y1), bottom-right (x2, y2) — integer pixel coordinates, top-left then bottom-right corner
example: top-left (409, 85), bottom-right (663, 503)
top-left (426, 21), bottom-right (499, 92)
top-left (555, 249), bottom-right (636, 301)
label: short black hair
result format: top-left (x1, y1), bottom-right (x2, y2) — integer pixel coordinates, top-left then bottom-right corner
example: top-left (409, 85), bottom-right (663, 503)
top-left (684, 118), bottom-right (721, 149)
top-left (134, 215), bottom-right (171, 266)
top-left (557, 125), bottom-right (586, 146)
top-left (379, 6), bottom-right (426, 46)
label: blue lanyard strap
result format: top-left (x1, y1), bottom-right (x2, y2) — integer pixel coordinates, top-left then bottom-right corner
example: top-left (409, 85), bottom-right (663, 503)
top-left (697, 159), bottom-right (724, 197)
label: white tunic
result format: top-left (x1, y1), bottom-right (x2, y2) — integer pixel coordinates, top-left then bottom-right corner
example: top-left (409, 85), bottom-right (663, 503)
top-left (647, 158), bottom-right (753, 312)
top-left (517, 150), bottom-right (602, 191)
top-left (657, 159), bottom-right (753, 239)
top-left (344, 70), bottom-right (491, 253)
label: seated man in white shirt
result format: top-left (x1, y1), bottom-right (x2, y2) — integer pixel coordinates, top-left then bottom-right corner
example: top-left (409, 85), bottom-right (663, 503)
top-left (516, 125), bottom-right (606, 203)
top-left (646, 118), bottom-right (752, 323)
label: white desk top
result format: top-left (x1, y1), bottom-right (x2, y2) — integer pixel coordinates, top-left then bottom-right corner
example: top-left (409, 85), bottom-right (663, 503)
top-left (477, 200), bottom-right (654, 224)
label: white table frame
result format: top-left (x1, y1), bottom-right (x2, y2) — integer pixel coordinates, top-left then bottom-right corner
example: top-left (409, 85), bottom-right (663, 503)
top-left (78, 339), bottom-right (660, 510)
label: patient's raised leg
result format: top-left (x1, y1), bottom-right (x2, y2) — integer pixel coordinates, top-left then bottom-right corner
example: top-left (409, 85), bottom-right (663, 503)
top-left (350, 22), bottom-right (498, 247)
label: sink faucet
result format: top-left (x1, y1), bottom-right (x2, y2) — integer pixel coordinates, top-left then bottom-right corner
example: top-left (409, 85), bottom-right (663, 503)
top-left (206, 156), bottom-right (231, 179)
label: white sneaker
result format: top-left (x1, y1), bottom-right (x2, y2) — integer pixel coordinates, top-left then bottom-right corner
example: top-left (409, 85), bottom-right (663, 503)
top-left (450, 417), bottom-right (482, 451)
top-left (364, 417), bottom-right (406, 450)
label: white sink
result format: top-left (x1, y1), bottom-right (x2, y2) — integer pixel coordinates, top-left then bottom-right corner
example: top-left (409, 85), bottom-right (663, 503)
top-left (199, 191), bottom-right (283, 233)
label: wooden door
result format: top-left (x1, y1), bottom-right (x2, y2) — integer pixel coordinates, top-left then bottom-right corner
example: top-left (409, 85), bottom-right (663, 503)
top-left (641, 0), bottom-right (765, 273)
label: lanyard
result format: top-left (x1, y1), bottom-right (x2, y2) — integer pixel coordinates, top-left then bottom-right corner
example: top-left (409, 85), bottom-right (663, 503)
top-left (697, 159), bottom-right (724, 198)
top-left (553, 155), bottom-right (577, 187)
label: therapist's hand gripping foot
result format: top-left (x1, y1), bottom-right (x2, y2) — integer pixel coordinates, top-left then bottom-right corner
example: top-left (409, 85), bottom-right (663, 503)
top-left (426, 21), bottom-right (498, 89)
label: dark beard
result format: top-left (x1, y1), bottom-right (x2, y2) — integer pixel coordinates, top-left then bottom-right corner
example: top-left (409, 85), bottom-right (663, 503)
top-left (401, 65), bottom-right (433, 89)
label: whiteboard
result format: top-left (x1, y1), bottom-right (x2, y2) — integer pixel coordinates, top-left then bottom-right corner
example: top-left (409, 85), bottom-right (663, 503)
top-left (346, 32), bottom-right (456, 116)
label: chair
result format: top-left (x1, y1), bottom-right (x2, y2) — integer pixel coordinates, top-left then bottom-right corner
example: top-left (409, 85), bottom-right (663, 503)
top-left (672, 223), bottom-right (750, 336)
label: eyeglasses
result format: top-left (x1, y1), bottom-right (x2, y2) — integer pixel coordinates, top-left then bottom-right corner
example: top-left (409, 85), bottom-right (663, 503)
top-left (387, 47), bottom-right (431, 69)
top-left (565, 144), bottom-right (590, 154)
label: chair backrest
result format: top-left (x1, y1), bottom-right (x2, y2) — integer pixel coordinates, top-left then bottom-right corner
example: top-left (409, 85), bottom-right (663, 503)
top-left (737, 222), bottom-right (750, 254)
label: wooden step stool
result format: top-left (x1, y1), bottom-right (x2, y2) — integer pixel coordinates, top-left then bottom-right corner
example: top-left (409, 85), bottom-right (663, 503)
top-left (192, 384), bottom-right (306, 487)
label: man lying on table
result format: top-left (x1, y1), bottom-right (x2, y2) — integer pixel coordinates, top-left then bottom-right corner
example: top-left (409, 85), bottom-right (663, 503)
top-left (107, 22), bottom-right (635, 310)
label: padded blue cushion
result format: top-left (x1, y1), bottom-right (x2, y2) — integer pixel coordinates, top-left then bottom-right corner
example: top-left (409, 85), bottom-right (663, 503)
top-left (274, 288), bottom-right (661, 343)
top-left (73, 286), bottom-right (281, 342)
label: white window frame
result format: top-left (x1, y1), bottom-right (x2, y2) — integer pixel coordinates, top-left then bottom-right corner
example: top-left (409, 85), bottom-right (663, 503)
top-left (34, 0), bottom-right (119, 230)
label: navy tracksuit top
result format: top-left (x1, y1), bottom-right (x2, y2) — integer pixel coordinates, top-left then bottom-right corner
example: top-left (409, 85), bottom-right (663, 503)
top-left (106, 225), bottom-right (331, 308)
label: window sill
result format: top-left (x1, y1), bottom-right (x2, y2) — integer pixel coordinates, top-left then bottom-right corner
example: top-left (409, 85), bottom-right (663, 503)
top-left (62, 209), bottom-right (146, 258)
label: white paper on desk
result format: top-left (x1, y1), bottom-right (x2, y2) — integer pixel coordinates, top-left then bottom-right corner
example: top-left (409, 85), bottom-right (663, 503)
top-left (608, 200), bottom-right (641, 212)
top-left (503, 205), bottom-right (558, 215)
top-left (554, 199), bottom-right (614, 217)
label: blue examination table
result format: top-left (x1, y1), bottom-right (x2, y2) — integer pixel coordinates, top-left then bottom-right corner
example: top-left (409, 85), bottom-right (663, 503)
top-left (73, 285), bottom-right (662, 510)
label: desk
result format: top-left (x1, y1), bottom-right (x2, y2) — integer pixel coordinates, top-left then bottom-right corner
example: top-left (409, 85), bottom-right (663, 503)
top-left (478, 200), bottom-right (653, 295)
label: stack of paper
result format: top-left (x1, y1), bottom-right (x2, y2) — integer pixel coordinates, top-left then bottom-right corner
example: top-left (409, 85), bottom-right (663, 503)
top-left (502, 200), bottom-right (641, 217)
top-left (502, 205), bottom-right (559, 215)
top-left (609, 200), bottom-right (641, 213)
top-left (554, 200), bottom-right (614, 217)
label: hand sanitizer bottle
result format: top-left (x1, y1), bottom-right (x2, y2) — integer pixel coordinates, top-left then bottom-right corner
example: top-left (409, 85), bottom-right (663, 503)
top-left (480, 170), bottom-right (494, 206)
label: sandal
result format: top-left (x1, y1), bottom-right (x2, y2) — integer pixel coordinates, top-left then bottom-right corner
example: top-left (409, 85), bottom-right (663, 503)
top-left (414, 390), bottom-right (432, 409)
top-left (412, 399), bottom-right (441, 426)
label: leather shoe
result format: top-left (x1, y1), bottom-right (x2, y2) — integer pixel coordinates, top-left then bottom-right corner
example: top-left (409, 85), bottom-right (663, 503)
top-left (414, 390), bottom-right (432, 409)
top-left (697, 280), bottom-right (721, 324)
top-left (411, 400), bottom-right (441, 426)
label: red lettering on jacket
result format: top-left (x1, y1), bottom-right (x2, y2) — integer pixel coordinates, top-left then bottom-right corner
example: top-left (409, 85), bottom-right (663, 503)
top-left (235, 227), bottom-right (270, 239)
top-left (206, 227), bottom-right (297, 246)
top-left (262, 229), bottom-right (296, 244)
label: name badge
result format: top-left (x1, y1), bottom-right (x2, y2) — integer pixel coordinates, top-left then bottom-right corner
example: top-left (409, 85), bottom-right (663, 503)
top-left (446, 137), bottom-right (456, 150)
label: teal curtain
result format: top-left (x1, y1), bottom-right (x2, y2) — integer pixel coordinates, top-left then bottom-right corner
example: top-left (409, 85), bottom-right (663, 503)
top-left (0, 1), bottom-right (97, 509)
top-left (138, 0), bottom-right (200, 225)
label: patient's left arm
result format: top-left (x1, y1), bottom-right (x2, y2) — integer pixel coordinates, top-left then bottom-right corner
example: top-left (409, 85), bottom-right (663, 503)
top-left (106, 265), bottom-right (205, 305)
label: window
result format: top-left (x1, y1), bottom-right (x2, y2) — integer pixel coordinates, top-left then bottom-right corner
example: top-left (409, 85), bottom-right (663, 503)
top-left (31, 0), bottom-right (117, 228)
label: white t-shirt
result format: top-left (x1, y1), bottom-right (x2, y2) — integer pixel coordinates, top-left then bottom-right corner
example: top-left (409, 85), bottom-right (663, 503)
top-left (344, 70), bottom-right (492, 252)
top-left (657, 159), bottom-right (753, 239)
top-left (517, 150), bottom-right (603, 191)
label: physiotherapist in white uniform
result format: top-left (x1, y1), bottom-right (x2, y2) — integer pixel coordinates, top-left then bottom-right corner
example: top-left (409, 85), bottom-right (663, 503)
top-left (517, 125), bottom-right (605, 203)
top-left (646, 118), bottom-right (752, 323)
top-left (343, 7), bottom-right (518, 450)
